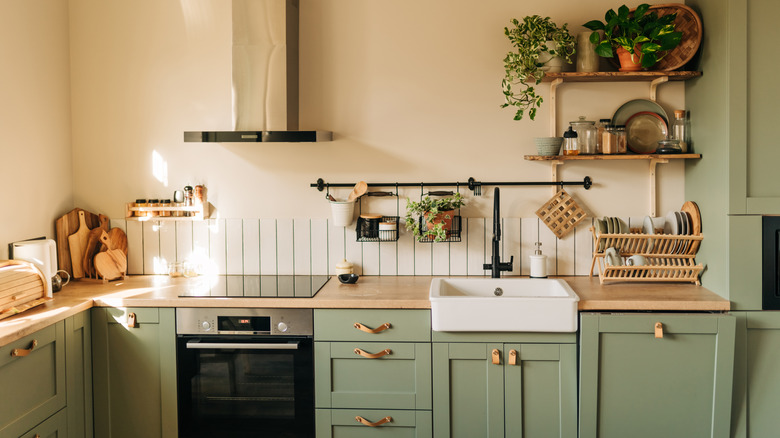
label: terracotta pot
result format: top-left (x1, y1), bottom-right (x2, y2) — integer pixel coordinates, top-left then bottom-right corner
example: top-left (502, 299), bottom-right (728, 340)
top-left (616, 46), bottom-right (642, 72)
top-left (424, 210), bottom-right (455, 239)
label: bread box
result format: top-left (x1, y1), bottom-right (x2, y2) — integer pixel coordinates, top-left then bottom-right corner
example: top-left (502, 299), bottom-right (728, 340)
top-left (0, 260), bottom-right (48, 321)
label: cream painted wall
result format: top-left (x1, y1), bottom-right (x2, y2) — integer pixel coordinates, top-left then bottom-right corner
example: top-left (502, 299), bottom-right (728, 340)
top-left (70, 0), bottom-right (686, 221)
top-left (0, 1), bottom-right (72, 259)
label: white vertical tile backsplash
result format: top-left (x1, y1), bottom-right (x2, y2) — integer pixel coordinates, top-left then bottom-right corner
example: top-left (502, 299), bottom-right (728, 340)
top-left (466, 218), bottom-right (486, 276)
top-left (125, 216), bottom-right (606, 277)
top-left (259, 219), bottom-right (277, 275)
top-left (310, 219), bottom-right (329, 276)
top-left (276, 219), bottom-right (294, 275)
top-left (293, 219), bottom-right (311, 276)
top-left (242, 219), bottom-right (260, 275)
top-left (126, 220), bottom-right (143, 275)
top-left (142, 222), bottom-right (160, 274)
top-left (226, 219), bottom-right (244, 275)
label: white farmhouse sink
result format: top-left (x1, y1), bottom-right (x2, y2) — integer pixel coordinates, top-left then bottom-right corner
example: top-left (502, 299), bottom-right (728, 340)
top-left (430, 278), bottom-right (579, 332)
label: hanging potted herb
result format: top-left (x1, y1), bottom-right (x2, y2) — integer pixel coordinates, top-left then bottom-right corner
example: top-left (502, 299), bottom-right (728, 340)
top-left (583, 4), bottom-right (682, 71)
top-left (404, 193), bottom-right (466, 242)
top-left (501, 15), bottom-right (576, 121)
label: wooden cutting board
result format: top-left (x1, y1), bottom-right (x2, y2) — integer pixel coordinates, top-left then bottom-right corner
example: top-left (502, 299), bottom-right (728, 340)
top-left (82, 228), bottom-right (104, 279)
top-left (55, 208), bottom-right (108, 277)
top-left (95, 230), bottom-right (126, 280)
top-left (68, 211), bottom-right (91, 279)
top-left (107, 228), bottom-right (128, 255)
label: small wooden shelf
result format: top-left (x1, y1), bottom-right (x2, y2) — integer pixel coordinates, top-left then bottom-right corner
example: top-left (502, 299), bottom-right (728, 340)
top-left (524, 153), bottom-right (701, 161)
top-left (125, 203), bottom-right (210, 221)
top-left (541, 71), bottom-right (701, 83)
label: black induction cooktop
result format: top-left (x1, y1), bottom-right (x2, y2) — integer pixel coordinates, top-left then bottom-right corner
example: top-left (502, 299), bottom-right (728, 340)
top-left (178, 275), bottom-right (330, 298)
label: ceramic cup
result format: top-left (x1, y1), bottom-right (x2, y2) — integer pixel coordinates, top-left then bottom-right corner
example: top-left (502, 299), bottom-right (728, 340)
top-left (626, 255), bottom-right (648, 266)
top-left (330, 200), bottom-right (356, 227)
top-left (604, 247), bottom-right (622, 266)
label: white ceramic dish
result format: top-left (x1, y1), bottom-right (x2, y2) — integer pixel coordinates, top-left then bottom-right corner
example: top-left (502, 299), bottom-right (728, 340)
top-left (643, 216), bottom-right (655, 252)
top-left (595, 218), bottom-right (607, 252)
top-left (664, 211), bottom-right (680, 254)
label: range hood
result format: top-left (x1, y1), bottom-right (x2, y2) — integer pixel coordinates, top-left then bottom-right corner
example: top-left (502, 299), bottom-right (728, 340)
top-left (185, 0), bottom-right (332, 143)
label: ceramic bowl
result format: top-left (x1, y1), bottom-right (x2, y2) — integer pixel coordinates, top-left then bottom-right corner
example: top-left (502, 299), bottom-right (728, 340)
top-left (534, 137), bottom-right (564, 156)
top-left (338, 274), bottom-right (359, 284)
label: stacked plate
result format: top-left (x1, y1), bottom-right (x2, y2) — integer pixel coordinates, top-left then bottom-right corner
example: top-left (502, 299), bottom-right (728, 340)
top-left (641, 204), bottom-right (701, 254)
top-left (595, 216), bottom-right (629, 252)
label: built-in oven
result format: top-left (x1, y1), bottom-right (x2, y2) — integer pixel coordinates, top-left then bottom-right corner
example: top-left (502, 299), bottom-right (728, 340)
top-left (176, 308), bottom-right (314, 438)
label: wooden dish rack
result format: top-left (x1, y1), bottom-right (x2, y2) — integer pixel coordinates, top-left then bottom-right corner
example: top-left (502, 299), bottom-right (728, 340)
top-left (589, 228), bottom-right (704, 285)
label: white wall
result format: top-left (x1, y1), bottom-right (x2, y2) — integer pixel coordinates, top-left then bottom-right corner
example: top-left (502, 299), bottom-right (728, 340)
top-left (68, 0), bottom-right (687, 223)
top-left (0, 0), bottom-right (72, 259)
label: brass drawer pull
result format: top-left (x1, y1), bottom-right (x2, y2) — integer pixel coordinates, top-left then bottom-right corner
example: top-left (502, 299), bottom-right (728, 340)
top-left (655, 322), bottom-right (664, 339)
top-left (509, 349), bottom-right (518, 366)
top-left (354, 322), bottom-right (391, 334)
top-left (492, 348), bottom-right (500, 365)
top-left (355, 415), bottom-right (392, 427)
top-left (354, 348), bottom-right (392, 359)
top-left (11, 339), bottom-right (38, 357)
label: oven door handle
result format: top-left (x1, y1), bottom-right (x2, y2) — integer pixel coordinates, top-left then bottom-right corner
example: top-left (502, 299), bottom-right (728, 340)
top-left (186, 341), bottom-right (299, 350)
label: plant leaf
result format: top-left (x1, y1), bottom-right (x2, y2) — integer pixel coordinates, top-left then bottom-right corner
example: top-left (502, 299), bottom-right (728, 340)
top-left (640, 42), bottom-right (660, 53)
top-left (618, 5), bottom-right (629, 20)
top-left (583, 20), bottom-right (604, 31)
top-left (634, 3), bottom-right (650, 19)
top-left (595, 41), bottom-right (613, 57)
top-left (641, 52), bottom-right (657, 68)
top-left (589, 31), bottom-right (601, 45)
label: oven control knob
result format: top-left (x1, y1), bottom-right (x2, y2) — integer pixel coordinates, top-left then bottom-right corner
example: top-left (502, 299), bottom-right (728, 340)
top-left (201, 321), bottom-right (211, 331)
top-left (277, 322), bottom-right (289, 333)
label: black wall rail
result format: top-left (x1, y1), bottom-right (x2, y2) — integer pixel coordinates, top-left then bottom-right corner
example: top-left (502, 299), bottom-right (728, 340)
top-left (311, 176), bottom-right (592, 195)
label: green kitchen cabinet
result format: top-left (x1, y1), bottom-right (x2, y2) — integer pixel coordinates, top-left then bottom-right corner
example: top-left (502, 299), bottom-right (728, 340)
top-left (0, 321), bottom-right (66, 437)
top-left (18, 408), bottom-right (68, 438)
top-left (432, 340), bottom-right (577, 438)
top-left (579, 312), bottom-right (736, 438)
top-left (731, 311), bottom-right (780, 437)
top-left (91, 307), bottom-right (177, 438)
top-left (65, 311), bottom-right (93, 438)
top-left (316, 408), bottom-right (432, 437)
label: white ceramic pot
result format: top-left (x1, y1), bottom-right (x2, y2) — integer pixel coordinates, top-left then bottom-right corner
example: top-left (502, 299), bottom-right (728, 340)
top-left (330, 200), bottom-right (355, 227)
top-left (539, 41), bottom-right (565, 73)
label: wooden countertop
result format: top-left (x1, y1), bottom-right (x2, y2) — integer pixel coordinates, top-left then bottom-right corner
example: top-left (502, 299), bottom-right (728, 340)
top-left (0, 275), bottom-right (729, 346)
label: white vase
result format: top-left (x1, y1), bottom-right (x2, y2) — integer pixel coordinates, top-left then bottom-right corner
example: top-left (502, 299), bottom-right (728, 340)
top-left (576, 32), bottom-right (599, 72)
top-left (538, 41), bottom-right (565, 73)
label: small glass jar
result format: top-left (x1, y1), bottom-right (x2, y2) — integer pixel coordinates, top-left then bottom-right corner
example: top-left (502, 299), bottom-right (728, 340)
top-left (147, 199), bottom-right (160, 217)
top-left (596, 119), bottom-right (611, 153)
top-left (379, 219), bottom-right (398, 241)
top-left (570, 116), bottom-right (598, 154)
top-left (134, 199), bottom-right (148, 217)
top-left (359, 214), bottom-right (382, 239)
top-left (183, 186), bottom-right (194, 217)
top-left (602, 125), bottom-right (618, 154)
top-left (671, 110), bottom-right (690, 153)
top-left (194, 185), bottom-right (206, 205)
top-left (614, 125), bottom-right (627, 154)
top-left (168, 262), bottom-right (184, 278)
top-left (173, 202), bottom-right (185, 217)
top-left (160, 199), bottom-right (172, 217)
top-left (562, 126), bottom-right (579, 156)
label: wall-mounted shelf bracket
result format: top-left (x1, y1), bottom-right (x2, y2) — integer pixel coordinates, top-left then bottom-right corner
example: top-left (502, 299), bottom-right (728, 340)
top-left (649, 158), bottom-right (669, 217)
top-left (649, 76), bottom-right (669, 102)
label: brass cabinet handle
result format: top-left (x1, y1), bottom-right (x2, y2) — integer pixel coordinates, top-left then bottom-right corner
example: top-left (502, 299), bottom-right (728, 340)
top-left (491, 348), bottom-right (500, 365)
top-left (354, 348), bottom-right (392, 359)
top-left (354, 322), bottom-right (391, 334)
top-left (509, 349), bottom-right (518, 366)
top-left (11, 339), bottom-right (38, 357)
top-left (355, 416), bottom-right (392, 427)
top-left (655, 322), bottom-right (664, 339)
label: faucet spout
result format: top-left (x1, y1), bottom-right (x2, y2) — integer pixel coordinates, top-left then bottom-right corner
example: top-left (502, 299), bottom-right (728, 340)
top-left (483, 187), bottom-right (513, 278)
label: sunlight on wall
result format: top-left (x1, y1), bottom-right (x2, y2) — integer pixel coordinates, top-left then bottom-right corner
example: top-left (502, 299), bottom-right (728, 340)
top-left (152, 150), bottom-right (169, 187)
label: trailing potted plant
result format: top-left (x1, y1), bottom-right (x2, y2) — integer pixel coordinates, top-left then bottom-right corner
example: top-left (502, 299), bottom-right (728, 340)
top-left (583, 4), bottom-right (682, 71)
top-left (501, 16), bottom-right (576, 121)
top-left (405, 193), bottom-right (466, 242)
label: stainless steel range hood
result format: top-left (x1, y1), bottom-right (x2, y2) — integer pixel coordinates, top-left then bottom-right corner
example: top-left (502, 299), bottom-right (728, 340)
top-left (185, 0), bottom-right (331, 143)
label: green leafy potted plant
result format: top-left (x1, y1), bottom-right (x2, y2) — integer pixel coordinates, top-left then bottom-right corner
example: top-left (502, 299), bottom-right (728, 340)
top-left (501, 15), bottom-right (576, 121)
top-left (405, 193), bottom-right (466, 242)
top-left (583, 4), bottom-right (682, 71)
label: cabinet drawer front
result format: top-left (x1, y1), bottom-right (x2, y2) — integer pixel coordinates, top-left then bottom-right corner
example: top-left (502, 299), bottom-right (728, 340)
top-left (316, 409), bottom-right (432, 438)
top-left (315, 309), bottom-right (430, 342)
top-left (19, 408), bottom-right (68, 438)
top-left (315, 342), bottom-right (432, 410)
top-left (592, 313), bottom-right (723, 334)
top-left (0, 322), bottom-right (66, 436)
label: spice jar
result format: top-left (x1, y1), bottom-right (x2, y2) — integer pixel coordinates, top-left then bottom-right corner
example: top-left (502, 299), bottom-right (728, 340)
top-left (160, 199), bottom-right (172, 217)
top-left (596, 119), bottom-right (611, 153)
top-left (379, 220), bottom-right (398, 241)
top-left (614, 125), bottom-right (627, 153)
top-left (147, 199), bottom-right (160, 217)
top-left (134, 199), bottom-right (148, 217)
top-left (359, 214), bottom-right (382, 239)
top-left (562, 126), bottom-right (579, 156)
top-left (602, 125), bottom-right (618, 154)
top-left (570, 116), bottom-right (598, 154)
top-left (183, 186), bottom-right (194, 217)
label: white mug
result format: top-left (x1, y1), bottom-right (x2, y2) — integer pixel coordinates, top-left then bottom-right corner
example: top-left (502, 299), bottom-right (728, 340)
top-left (604, 247), bottom-right (622, 266)
top-left (626, 255), bottom-right (648, 267)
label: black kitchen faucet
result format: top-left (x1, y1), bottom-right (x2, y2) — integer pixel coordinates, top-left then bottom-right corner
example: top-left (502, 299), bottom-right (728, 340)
top-left (483, 187), bottom-right (514, 278)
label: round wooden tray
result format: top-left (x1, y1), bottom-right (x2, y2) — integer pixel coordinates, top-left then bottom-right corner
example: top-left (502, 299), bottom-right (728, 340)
top-left (649, 4), bottom-right (703, 71)
top-left (609, 4), bottom-right (703, 71)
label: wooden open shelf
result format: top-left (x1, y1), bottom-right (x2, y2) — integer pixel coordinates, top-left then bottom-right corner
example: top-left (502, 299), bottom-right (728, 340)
top-left (541, 71), bottom-right (701, 83)
top-left (525, 153), bottom-right (701, 161)
top-left (125, 203), bottom-right (210, 221)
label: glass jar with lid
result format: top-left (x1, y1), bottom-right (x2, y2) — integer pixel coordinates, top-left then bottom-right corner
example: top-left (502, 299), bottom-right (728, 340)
top-left (614, 125), bottom-right (627, 154)
top-left (602, 125), bottom-right (618, 154)
top-left (562, 126), bottom-right (579, 156)
top-left (569, 116), bottom-right (598, 154)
